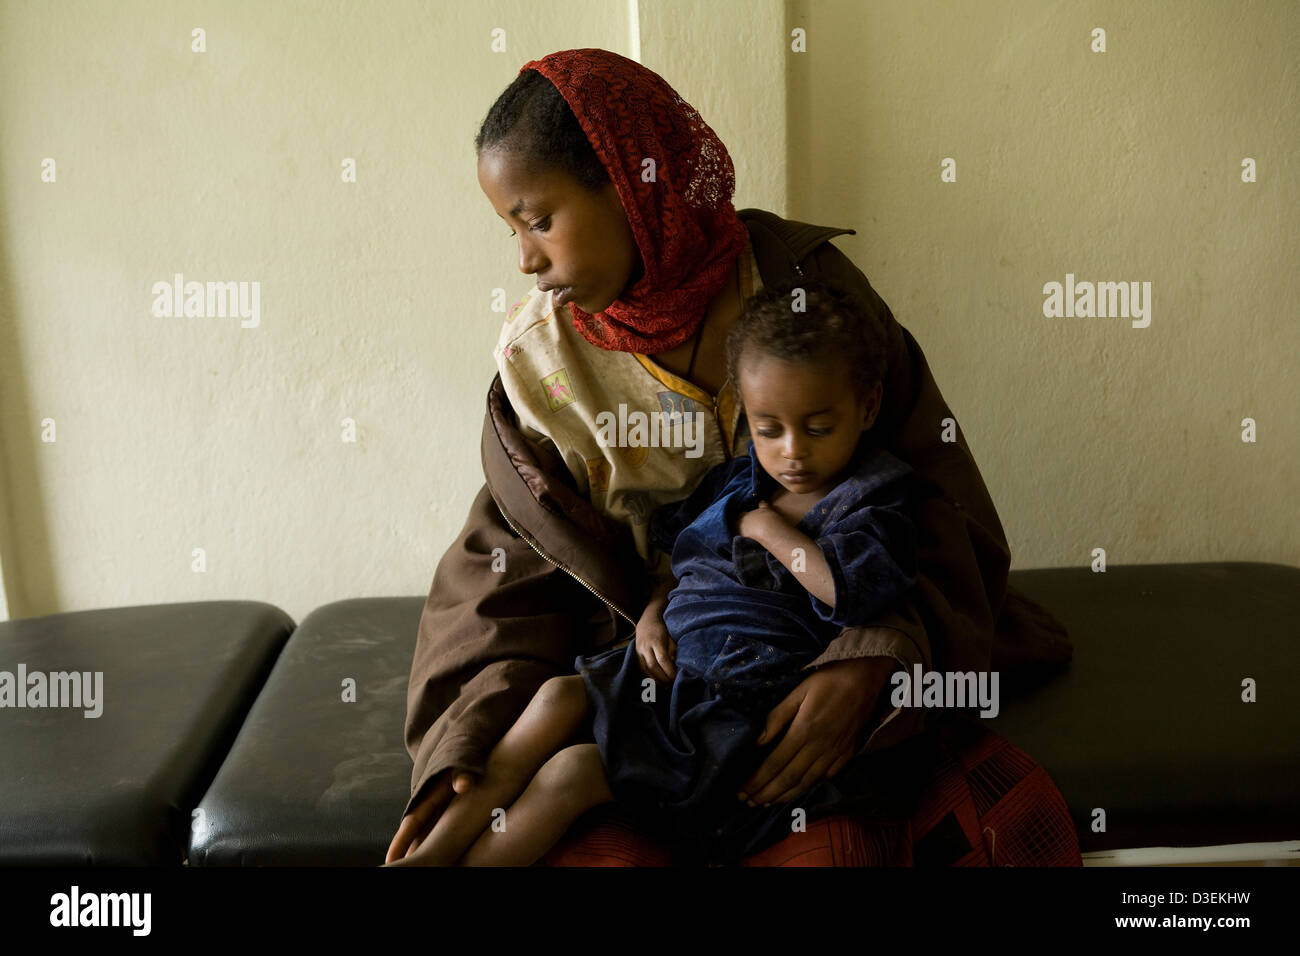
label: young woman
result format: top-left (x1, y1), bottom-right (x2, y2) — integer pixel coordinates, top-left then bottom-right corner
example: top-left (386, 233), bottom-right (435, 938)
top-left (387, 48), bottom-right (1078, 867)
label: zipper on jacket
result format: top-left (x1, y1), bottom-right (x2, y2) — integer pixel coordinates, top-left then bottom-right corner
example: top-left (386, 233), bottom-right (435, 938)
top-left (489, 489), bottom-right (637, 627)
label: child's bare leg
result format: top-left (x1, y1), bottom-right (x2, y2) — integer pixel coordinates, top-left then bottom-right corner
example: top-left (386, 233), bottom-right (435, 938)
top-left (458, 742), bottom-right (614, 867)
top-left (413, 675), bottom-right (592, 865)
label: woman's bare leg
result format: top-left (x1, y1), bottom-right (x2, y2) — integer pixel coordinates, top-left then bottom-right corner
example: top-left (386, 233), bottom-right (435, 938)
top-left (408, 675), bottom-right (592, 865)
top-left (458, 742), bottom-right (615, 867)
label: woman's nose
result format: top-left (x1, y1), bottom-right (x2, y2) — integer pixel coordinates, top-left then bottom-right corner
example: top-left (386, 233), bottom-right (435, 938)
top-left (517, 236), bottom-right (546, 276)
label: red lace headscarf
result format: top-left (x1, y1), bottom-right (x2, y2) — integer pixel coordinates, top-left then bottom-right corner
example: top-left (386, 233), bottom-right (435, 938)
top-left (518, 48), bottom-right (749, 354)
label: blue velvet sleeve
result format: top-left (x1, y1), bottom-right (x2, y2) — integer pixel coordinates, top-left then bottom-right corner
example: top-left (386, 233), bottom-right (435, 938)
top-left (807, 471), bottom-right (919, 628)
top-left (647, 454), bottom-right (750, 557)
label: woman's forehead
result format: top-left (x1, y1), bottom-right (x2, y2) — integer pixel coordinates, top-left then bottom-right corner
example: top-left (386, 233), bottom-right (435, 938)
top-left (479, 152), bottom-right (569, 209)
top-left (479, 148), bottom-right (556, 188)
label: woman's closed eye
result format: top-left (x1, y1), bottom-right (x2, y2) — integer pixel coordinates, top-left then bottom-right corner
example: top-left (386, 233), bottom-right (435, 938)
top-left (507, 216), bottom-right (551, 238)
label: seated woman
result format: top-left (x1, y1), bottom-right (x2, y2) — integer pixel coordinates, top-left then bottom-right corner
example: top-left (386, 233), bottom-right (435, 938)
top-left (388, 47), bottom-right (1077, 867)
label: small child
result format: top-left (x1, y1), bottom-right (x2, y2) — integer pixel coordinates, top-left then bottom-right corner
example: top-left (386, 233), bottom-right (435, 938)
top-left (404, 280), bottom-right (921, 866)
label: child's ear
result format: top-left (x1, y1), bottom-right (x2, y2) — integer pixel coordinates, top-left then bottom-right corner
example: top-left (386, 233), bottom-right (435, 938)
top-left (860, 382), bottom-right (883, 429)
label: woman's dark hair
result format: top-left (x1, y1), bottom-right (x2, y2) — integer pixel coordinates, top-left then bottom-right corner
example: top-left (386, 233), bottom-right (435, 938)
top-left (474, 69), bottom-right (610, 191)
top-left (725, 280), bottom-right (890, 405)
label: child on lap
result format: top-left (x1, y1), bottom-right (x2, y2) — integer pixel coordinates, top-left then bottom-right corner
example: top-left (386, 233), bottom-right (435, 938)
top-left (404, 280), bottom-right (920, 865)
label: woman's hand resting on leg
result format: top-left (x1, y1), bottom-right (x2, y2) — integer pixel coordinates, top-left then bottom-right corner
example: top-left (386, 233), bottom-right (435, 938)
top-left (384, 768), bottom-right (478, 864)
top-left (736, 656), bottom-right (898, 808)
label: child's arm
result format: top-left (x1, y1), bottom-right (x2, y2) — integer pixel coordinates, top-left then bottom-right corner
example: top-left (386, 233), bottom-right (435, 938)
top-left (738, 485), bottom-right (918, 626)
top-left (639, 550), bottom-right (676, 619)
top-left (737, 503), bottom-right (838, 608)
top-left (637, 573), bottom-right (674, 627)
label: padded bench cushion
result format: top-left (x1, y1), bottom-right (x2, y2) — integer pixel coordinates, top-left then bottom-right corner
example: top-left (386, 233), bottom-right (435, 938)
top-left (185, 563), bottom-right (1300, 865)
top-left (0, 601), bottom-right (292, 865)
top-left (989, 562), bottom-right (1300, 853)
top-left (188, 598), bottom-right (420, 865)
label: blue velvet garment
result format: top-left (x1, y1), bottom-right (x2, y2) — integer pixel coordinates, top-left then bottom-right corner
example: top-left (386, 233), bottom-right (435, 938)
top-left (574, 435), bottom-right (922, 862)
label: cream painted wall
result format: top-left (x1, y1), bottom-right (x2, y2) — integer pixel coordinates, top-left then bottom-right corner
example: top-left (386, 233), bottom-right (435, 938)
top-left (0, 0), bottom-right (1294, 623)
top-left (788, 0), bottom-right (1298, 569)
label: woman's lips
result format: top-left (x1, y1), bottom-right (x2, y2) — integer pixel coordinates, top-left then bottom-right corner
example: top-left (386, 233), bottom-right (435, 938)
top-left (537, 282), bottom-right (575, 306)
top-left (553, 287), bottom-right (575, 306)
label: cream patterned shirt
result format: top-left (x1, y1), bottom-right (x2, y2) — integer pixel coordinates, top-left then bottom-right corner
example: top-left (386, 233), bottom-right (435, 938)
top-left (494, 235), bottom-right (762, 575)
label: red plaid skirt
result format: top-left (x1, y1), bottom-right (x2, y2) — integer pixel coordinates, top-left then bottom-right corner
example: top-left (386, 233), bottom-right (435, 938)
top-left (538, 717), bottom-right (1081, 866)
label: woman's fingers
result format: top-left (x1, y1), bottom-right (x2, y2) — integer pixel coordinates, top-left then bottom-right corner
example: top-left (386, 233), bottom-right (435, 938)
top-left (750, 750), bottom-right (826, 806)
top-left (387, 805), bottom-right (435, 863)
top-left (385, 816), bottom-right (418, 863)
top-left (826, 749), bottom-right (852, 781)
top-left (385, 771), bottom-right (461, 863)
top-left (769, 750), bottom-right (840, 805)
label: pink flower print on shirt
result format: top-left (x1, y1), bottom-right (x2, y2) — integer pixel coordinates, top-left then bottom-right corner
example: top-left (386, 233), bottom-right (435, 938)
top-left (540, 369), bottom-right (577, 412)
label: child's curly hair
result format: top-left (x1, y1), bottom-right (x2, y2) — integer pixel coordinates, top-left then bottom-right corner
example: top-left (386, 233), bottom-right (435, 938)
top-left (724, 279), bottom-right (890, 404)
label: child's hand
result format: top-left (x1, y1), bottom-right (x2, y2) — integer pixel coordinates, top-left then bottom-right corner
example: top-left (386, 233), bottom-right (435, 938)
top-left (735, 499), bottom-right (783, 541)
top-left (635, 612), bottom-right (677, 684)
